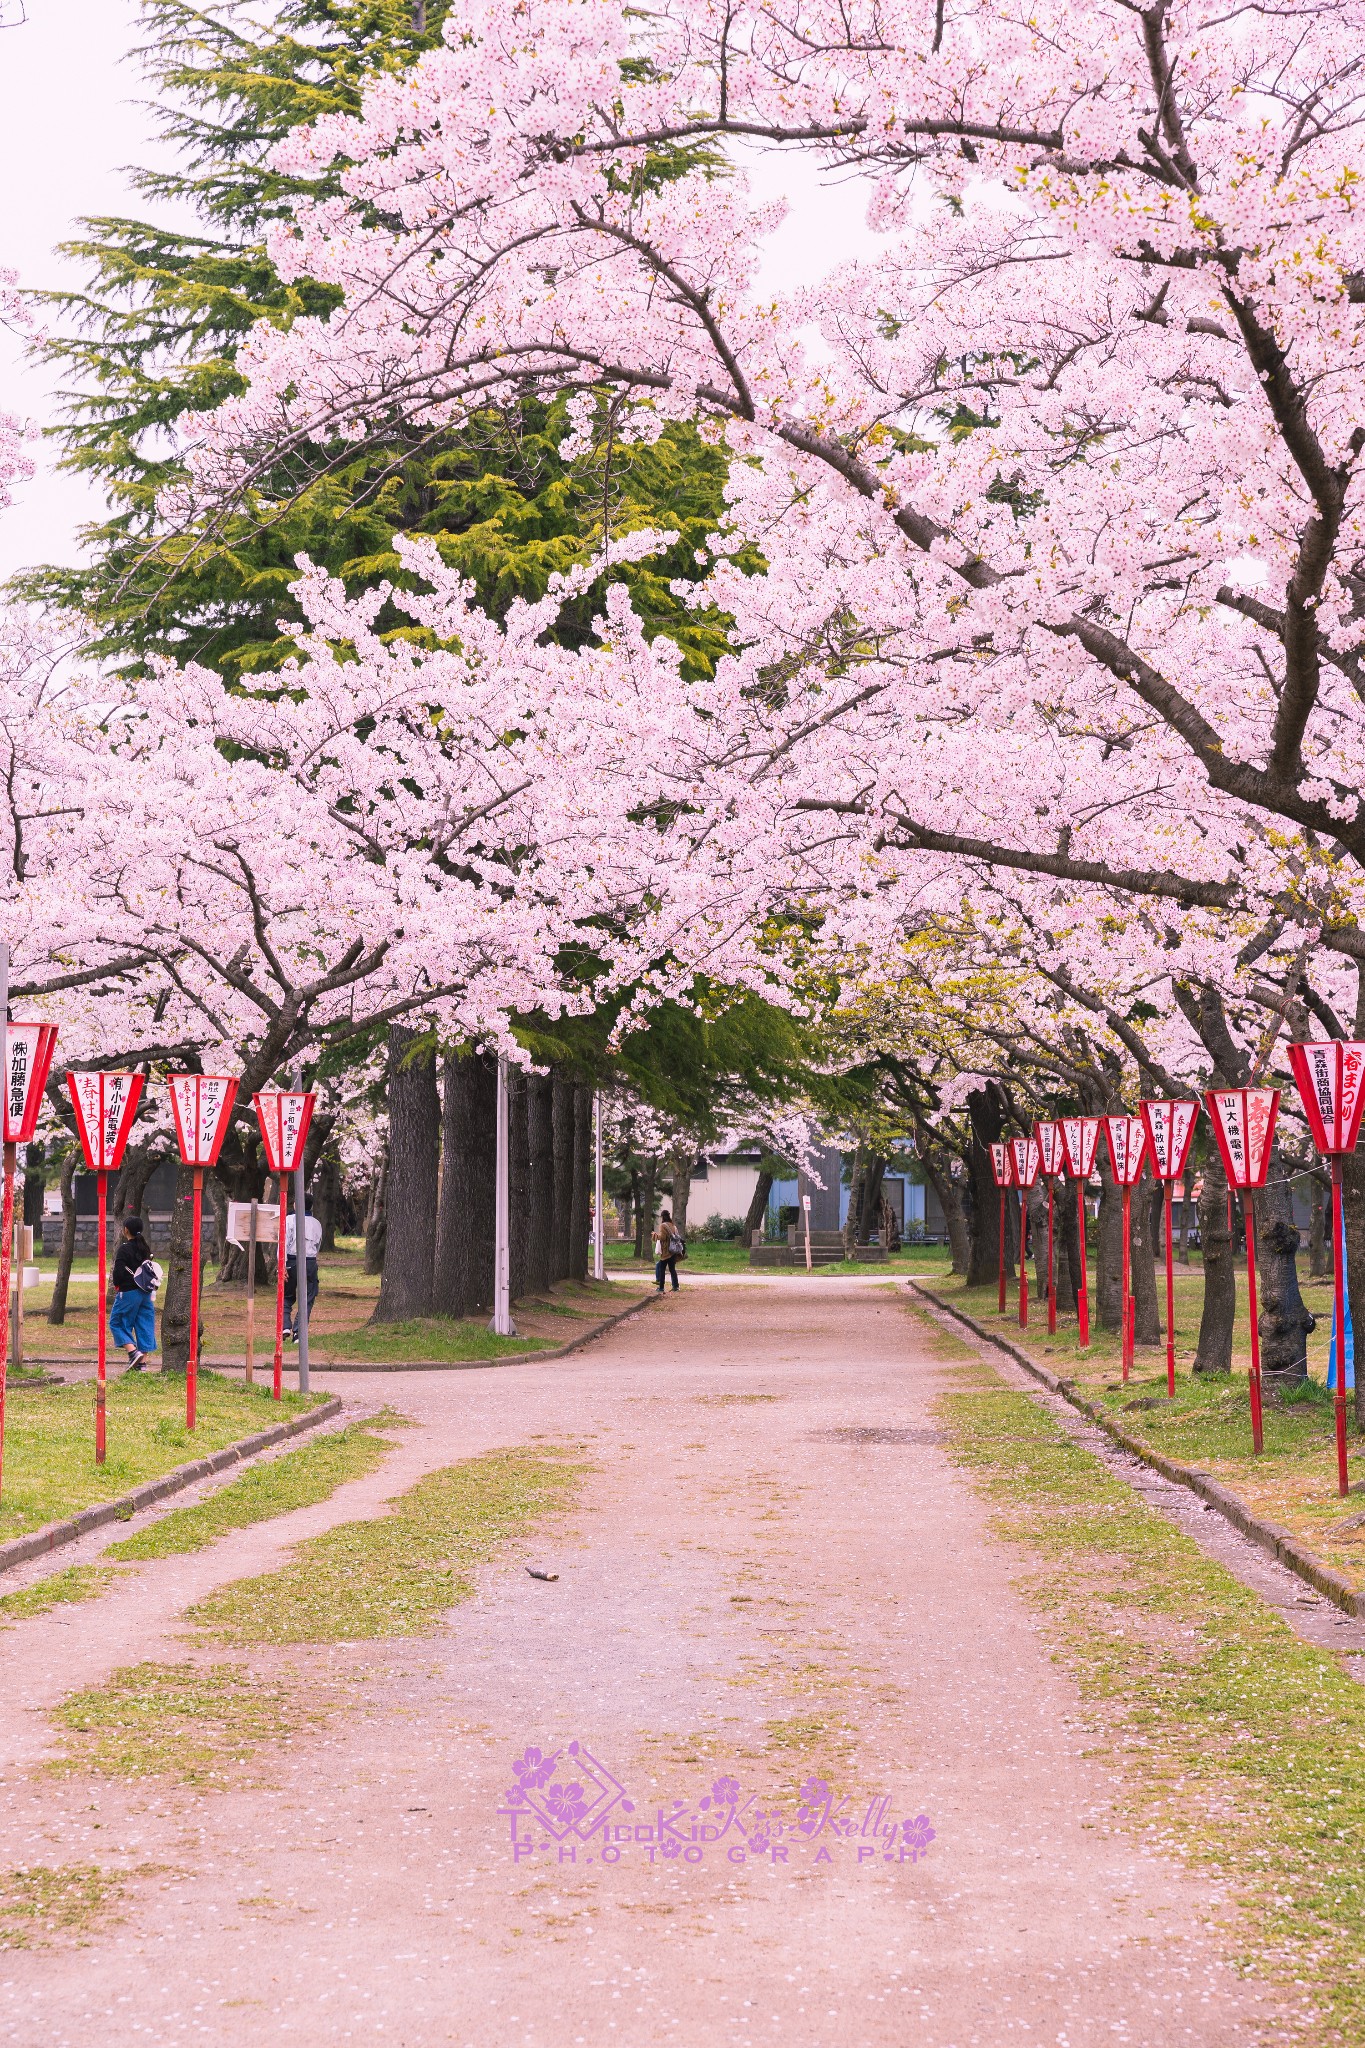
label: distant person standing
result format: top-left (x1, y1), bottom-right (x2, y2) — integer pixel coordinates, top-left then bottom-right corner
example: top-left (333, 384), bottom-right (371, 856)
top-left (283, 1193), bottom-right (323, 1341)
top-left (654, 1209), bottom-right (681, 1293)
top-left (110, 1216), bottom-right (158, 1371)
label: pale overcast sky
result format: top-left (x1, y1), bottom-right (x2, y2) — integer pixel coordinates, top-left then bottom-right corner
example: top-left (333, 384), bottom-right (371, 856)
top-left (0, 1), bottom-right (881, 591)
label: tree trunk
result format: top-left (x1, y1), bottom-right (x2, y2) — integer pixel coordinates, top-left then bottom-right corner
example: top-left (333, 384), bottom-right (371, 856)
top-left (857, 1157), bottom-right (887, 1242)
top-left (1096, 1152), bottom-right (1123, 1334)
top-left (570, 1086), bottom-right (593, 1281)
top-left (920, 1150), bottom-right (970, 1275)
top-left (112, 1145), bottom-right (159, 1229)
top-left (1194, 1146), bottom-right (1235, 1376)
top-left (666, 1141), bottom-right (694, 1242)
top-left (1308, 1173), bottom-right (1329, 1279)
top-left (525, 1075), bottom-right (554, 1294)
top-left (433, 1048), bottom-right (496, 1318)
top-left (1028, 1181), bottom-right (1050, 1301)
top-left (1130, 1171), bottom-right (1161, 1347)
top-left (46, 1149), bottom-right (80, 1326)
top-left (551, 1073), bottom-right (575, 1283)
top-left (1179, 1161), bottom-right (1194, 1263)
top-left (634, 1155), bottom-right (656, 1261)
top-left (374, 1025), bottom-right (440, 1324)
top-left (1057, 1181), bottom-right (1082, 1312)
top-left (508, 1067), bottom-right (530, 1302)
top-left (965, 1087), bottom-right (1011, 1287)
top-left (160, 1160), bottom-right (199, 1373)
top-left (1256, 1151), bottom-right (1314, 1392)
top-left (844, 1153), bottom-right (865, 1254)
top-left (743, 1169), bottom-right (773, 1243)
top-left (363, 1145), bottom-right (388, 1276)
top-left (21, 1142), bottom-right (45, 1229)
top-left (313, 1150), bottom-right (343, 1253)
top-left (1346, 1149), bottom-right (1365, 1431)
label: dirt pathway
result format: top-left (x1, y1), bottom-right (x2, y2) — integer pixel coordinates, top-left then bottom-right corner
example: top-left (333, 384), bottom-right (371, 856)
top-left (0, 1283), bottom-right (1284, 2046)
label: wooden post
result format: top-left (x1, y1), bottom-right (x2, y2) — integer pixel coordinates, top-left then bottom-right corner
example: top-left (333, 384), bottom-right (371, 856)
top-left (244, 1198), bottom-right (258, 1386)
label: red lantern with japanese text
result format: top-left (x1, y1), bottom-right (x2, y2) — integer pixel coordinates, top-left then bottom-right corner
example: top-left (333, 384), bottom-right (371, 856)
top-left (167, 1074), bottom-right (240, 1433)
top-left (67, 1069), bottom-right (146, 1465)
top-left (0, 1022), bottom-right (58, 1500)
top-left (1286, 1040), bottom-right (1365, 1497)
top-left (1034, 1120), bottom-right (1066, 1336)
top-left (253, 1091), bottom-right (316, 1402)
top-left (1204, 1086), bottom-right (1279, 1459)
top-left (1008, 1135), bottom-right (1041, 1329)
top-left (988, 1141), bottom-right (1013, 1314)
top-left (1140, 1099), bottom-right (1201, 1400)
top-left (1104, 1117), bottom-right (1148, 1383)
top-left (1059, 1116), bottom-right (1101, 1352)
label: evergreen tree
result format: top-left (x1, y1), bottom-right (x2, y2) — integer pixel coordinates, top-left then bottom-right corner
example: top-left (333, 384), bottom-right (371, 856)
top-left (14, 0), bottom-right (735, 680)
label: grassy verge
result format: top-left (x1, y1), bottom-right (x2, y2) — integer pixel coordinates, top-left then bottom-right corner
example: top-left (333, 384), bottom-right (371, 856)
top-left (0, 1565), bottom-right (122, 1621)
top-left (189, 1443), bottom-right (585, 1644)
top-left (0, 1863), bottom-right (135, 1946)
top-left (310, 1317), bottom-right (547, 1365)
top-left (105, 1421), bottom-right (393, 1561)
top-left (918, 1270), bottom-right (1365, 1590)
top-left (0, 1372), bottom-right (320, 1540)
top-left (52, 1444), bottom-right (587, 1788)
top-left (938, 1363), bottom-right (1365, 2041)
top-left (607, 1239), bottom-right (957, 1276)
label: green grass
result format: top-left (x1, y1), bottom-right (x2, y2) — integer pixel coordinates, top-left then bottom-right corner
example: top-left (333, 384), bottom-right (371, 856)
top-left (188, 1443), bottom-right (586, 1645)
top-left (105, 1422), bottom-right (393, 1561)
top-left (53, 1661), bottom-right (298, 1786)
top-left (0, 1863), bottom-right (133, 1946)
top-left (0, 1372), bottom-right (320, 1538)
top-left (606, 1238), bottom-right (956, 1275)
top-left (940, 1367), bottom-right (1365, 2040)
top-left (314, 1317), bottom-right (548, 1364)
top-left (0, 1565), bottom-right (122, 1621)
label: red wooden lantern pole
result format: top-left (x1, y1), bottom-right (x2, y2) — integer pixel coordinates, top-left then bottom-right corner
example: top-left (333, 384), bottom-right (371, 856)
top-left (0, 1022), bottom-right (59, 1495)
top-left (1139, 1098), bottom-right (1201, 1401)
top-left (1205, 1085), bottom-right (1281, 1458)
top-left (168, 1074), bottom-right (240, 1432)
top-left (1035, 1122), bottom-right (1066, 1336)
top-left (67, 1068), bottom-right (145, 1465)
top-left (1061, 1117), bottom-right (1101, 1351)
top-left (1008, 1134), bottom-right (1041, 1331)
top-left (988, 1142), bottom-right (1013, 1315)
top-left (1103, 1115), bottom-right (1148, 1384)
top-left (1286, 1042), bottom-right (1365, 1495)
top-left (252, 1090), bottom-right (316, 1399)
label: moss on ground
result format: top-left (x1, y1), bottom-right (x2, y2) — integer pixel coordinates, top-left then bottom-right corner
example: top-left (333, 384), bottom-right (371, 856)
top-left (106, 1422), bottom-right (392, 1561)
top-left (0, 1371), bottom-right (319, 1540)
top-left (939, 1369), bottom-right (1365, 2041)
top-left (312, 1318), bottom-right (547, 1364)
top-left (187, 1445), bottom-right (584, 1644)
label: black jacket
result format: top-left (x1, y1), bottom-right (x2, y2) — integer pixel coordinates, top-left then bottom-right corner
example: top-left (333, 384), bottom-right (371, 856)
top-left (112, 1238), bottom-right (151, 1292)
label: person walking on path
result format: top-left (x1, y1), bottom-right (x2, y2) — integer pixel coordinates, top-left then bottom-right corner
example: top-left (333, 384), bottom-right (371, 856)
top-left (109, 1216), bottom-right (158, 1371)
top-left (284, 1192), bottom-right (323, 1342)
top-left (654, 1209), bottom-right (681, 1293)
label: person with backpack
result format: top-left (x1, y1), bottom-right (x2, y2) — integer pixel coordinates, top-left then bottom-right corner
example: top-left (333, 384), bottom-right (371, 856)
top-left (109, 1215), bottom-right (159, 1371)
top-left (283, 1192), bottom-right (323, 1341)
top-left (654, 1208), bottom-right (685, 1293)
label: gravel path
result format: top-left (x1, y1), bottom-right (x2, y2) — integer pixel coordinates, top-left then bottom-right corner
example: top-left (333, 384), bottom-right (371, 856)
top-left (0, 1282), bottom-right (1287, 2046)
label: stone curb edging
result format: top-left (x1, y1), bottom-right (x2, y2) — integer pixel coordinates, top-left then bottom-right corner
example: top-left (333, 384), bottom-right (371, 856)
top-left (905, 1280), bottom-right (1365, 1621)
top-left (0, 1395), bottom-right (344, 1579)
top-left (284, 1289), bottom-right (660, 1373)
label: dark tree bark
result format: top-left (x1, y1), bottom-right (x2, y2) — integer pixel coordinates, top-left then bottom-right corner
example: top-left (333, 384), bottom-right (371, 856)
top-left (634, 1154), bottom-right (657, 1262)
top-left (160, 1160), bottom-right (200, 1373)
top-left (666, 1140), bottom-right (695, 1240)
top-left (1096, 1149), bottom-right (1123, 1334)
top-left (374, 1025), bottom-right (440, 1324)
top-left (965, 1086), bottom-right (1012, 1287)
top-left (1308, 1173), bottom-right (1329, 1279)
top-left (508, 1067), bottom-right (530, 1303)
top-left (313, 1151), bottom-right (343, 1253)
top-left (21, 1142), bottom-right (45, 1229)
top-left (1180, 1161), bottom-right (1195, 1263)
top-left (743, 1169), bottom-right (773, 1243)
top-left (1028, 1180), bottom-right (1049, 1301)
top-left (433, 1048), bottom-right (496, 1318)
top-left (551, 1073), bottom-right (575, 1283)
top-left (1347, 1148), bottom-right (1365, 1431)
top-left (1256, 1150), bottom-right (1315, 1392)
top-left (857, 1157), bottom-right (887, 1242)
top-left (1057, 1181), bottom-right (1082, 1312)
top-left (363, 1147), bottom-right (388, 1276)
top-left (46, 1149), bottom-right (80, 1326)
top-left (1194, 1145), bottom-right (1235, 1375)
top-left (570, 1086), bottom-right (593, 1281)
top-left (525, 1075), bottom-right (554, 1295)
top-left (843, 1152), bottom-right (865, 1254)
top-left (113, 1144), bottom-right (159, 1230)
top-left (1130, 1169), bottom-right (1161, 1347)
